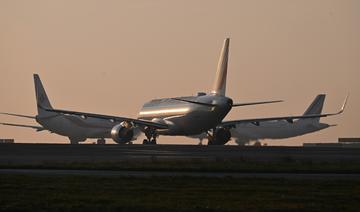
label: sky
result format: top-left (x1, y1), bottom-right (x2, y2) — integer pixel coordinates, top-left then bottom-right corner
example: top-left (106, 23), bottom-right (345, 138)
top-left (0, 0), bottom-right (358, 145)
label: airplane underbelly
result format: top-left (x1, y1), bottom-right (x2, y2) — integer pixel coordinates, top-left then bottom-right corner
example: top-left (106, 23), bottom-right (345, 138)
top-left (232, 123), bottom-right (309, 140)
top-left (160, 114), bottom-right (218, 136)
top-left (41, 116), bottom-right (78, 137)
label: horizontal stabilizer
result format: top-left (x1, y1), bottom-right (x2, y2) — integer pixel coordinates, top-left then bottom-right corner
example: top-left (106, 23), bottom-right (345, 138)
top-left (172, 98), bottom-right (217, 107)
top-left (0, 112), bottom-right (35, 119)
top-left (232, 100), bottom-right (283, 107)
top-left (0, 122), bottom-right (45, 131)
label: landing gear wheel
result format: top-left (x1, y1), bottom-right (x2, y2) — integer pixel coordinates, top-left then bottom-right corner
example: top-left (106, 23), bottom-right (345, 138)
top-left (143, 139), bottom-right (157, 145)
top-left (97, 138), bottom-right (106, 145)
top-left (150, 139), bottom-right (157, 145)
top-left (207, 139), bottom-right (214, 145)
top-left (207, 127), bottom-right (231, 145)
top-left (143, 127), bottom-right (158, 145)
top-left (69, 139), bottom-right (79, 145)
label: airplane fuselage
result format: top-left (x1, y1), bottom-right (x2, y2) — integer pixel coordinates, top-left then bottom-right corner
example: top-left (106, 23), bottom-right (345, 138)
top-left (192, 120), bottom-right (330, 144)
top-left (137, 94), bottom-right (233, 136)
top-left (232, 121), bottom-right (330, 141)
top-left (36, 112), bottom-right (116, 141)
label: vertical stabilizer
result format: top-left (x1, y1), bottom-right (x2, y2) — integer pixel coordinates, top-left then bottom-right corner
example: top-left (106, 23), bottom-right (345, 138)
top-left (34, 74), bottom-right (53, 115)
top-left (299, 94), bottom-right (326, 123)
top-left (211, 38), bottom-right (230, 96)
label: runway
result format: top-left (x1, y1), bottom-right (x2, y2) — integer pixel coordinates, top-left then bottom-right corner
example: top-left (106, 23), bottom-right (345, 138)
top-left (2, 144), bottom-right (360, 212)
top-left (1, 168), bottom-right (360, 179)
top-left (1, 143), bottom-right (360, 164)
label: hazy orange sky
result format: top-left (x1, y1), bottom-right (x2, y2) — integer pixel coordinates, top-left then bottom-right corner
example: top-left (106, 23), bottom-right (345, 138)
top-left (0, 0), bottom-right (358, 145)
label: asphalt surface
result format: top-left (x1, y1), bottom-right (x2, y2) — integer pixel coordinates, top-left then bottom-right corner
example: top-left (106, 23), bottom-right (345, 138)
top-left (1, 143), bottom-right (360, 164)
top-left (1, 168), bottom-right (360, 179)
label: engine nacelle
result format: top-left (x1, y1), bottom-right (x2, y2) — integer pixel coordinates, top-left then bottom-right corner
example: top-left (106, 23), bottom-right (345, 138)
top-left (208, 128), bottom-right (231, 145)
top-left (111, 121), bottom-right (134, 144)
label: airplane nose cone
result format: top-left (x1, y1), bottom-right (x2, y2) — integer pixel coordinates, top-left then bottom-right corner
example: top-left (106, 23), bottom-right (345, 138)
top-left (320, 123), bottom-right (331, 129)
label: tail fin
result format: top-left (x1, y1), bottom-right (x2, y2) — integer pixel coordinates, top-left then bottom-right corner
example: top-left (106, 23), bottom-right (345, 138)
top-left (211, 38), bottom-right (230, 96)
top-left (299, 94), bottom-right (326, 123)
top-left (34, 74), bottom-right (53, 114)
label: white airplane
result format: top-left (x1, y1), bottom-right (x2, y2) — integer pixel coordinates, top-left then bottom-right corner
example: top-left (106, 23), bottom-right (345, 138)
top-left (0, 74), bottom-right (134, 144)
top-left (191, 94), bottom-right (347, 145)
top-left (0, 38), bottom-right (347, 145)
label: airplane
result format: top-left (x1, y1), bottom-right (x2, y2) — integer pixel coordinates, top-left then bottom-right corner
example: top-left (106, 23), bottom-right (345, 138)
top-left (0, 74), bottom-right (137, 144)
top-left (191, 94), bottom-right (347, 145)
top-left (0, 38), bottom-right (347, 145)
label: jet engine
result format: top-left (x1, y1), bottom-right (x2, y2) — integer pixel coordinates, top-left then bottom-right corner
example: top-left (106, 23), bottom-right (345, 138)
top-left (111, 121), bottom-right (134, 144)
top-left (208, 127), bottom-right (231, 145)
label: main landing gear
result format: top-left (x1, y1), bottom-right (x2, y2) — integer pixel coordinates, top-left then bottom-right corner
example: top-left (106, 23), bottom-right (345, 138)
top-left (70, 140), bottom-right (79, 145)
top-left (207, 127), bottom-right (231, 145)
top-left (143, 127), bottom-right (157, 145)
top-left (97, 138), bottom-right (106, 145)
top-left (69, 137), bottom-right (80, 145)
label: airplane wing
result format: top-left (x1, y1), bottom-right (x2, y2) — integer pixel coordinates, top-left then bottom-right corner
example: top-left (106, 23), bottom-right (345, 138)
top-left (172, 98), bottom-right (218, 107)
top-left (221, 95), bottom-right (348, 128)
top-left (0, 122), bottom-right (45, 132)
top-left (43, 108), bottom-right (169, 129)
top-left (172, 98), bottom-right (283, 107)
top-left (232, 100), bottom-right (283, 107)
top-left (0, 112), bottom-right (35, 119)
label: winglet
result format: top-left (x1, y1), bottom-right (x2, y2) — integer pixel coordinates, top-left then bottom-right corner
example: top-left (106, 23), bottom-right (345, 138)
top-left (325, 93), bottom-right (349, 116)
top-left (211, 38), bottom-right (230, 96)
top-left (339, 93), bottom-right (349, 114)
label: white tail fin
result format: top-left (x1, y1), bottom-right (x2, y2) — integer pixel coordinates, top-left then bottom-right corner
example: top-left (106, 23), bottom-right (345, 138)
top-left (299, 94), bottom-right (326, 123)
top-left (34, 74), bottom-right (53, 115)
top-left (303, 94), bottom-right (326, 115)
top-left (211, 38), bottom-right (230, 96)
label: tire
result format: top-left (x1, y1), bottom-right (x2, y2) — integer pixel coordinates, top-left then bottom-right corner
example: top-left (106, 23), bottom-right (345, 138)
top-left (150, 139), bottom-right (157, 145)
